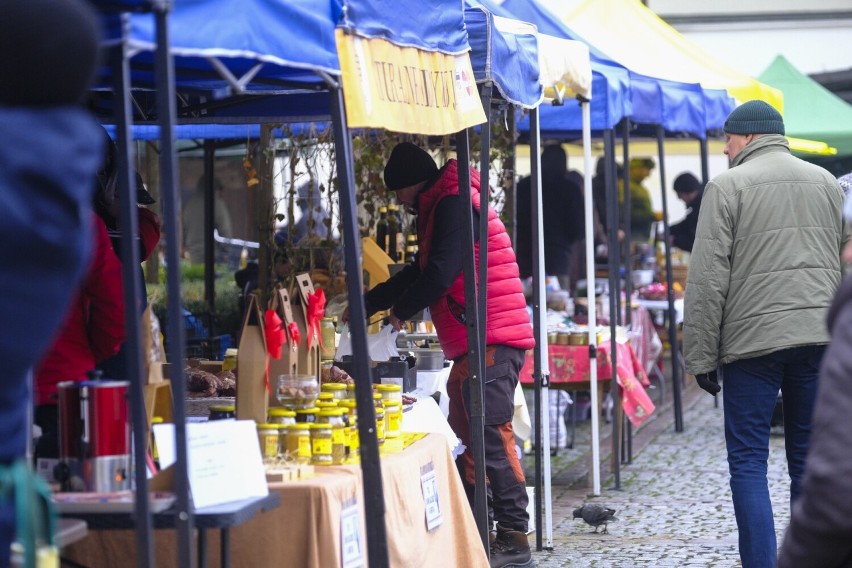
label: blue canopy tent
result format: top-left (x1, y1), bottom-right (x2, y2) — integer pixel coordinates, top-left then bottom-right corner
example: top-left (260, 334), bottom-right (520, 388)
top-left (90, 2), bottom-right (398, 566)
top-left (92, 0), bottom-right (517, 566)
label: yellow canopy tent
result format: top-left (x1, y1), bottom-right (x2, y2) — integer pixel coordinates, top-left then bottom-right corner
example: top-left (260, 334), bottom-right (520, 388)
top-left (557, 0), bottom-right (783, 111)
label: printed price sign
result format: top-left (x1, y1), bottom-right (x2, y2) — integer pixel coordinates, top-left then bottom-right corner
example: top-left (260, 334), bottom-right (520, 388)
top-left (420, 462), bottom-right (443, 531)
top-left (340, 497), bottom-right (363, 568)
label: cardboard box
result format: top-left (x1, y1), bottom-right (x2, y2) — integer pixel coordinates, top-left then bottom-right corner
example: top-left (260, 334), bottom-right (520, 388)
top-left (235, 294), bottom-right (268, 424)
top-left (293, 273), bottom-right (320, 378)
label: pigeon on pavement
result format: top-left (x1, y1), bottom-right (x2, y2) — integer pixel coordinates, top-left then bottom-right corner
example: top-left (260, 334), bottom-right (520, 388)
top-left (573, 504), bottom-right (617, 534)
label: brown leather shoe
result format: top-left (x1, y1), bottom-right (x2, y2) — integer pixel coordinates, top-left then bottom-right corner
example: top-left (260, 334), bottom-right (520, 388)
top-left (489, 525), bottom-right (535, 568)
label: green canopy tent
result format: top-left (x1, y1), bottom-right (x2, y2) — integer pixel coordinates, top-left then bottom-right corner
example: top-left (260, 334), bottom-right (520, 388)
top-left (759, 55), bottom-right (852, 157)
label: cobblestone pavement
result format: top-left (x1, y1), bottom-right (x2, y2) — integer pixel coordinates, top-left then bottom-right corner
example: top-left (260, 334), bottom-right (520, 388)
top-left (524, 384), bottom-right (791, 567)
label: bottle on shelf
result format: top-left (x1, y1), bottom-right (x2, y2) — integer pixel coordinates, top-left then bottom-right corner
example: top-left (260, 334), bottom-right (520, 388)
top-left (404, 234), bottom-right (417, 263)
top-left (387, 204), bottom-right (401, 262)
top-left (375, 206), bottom-right (388, 254)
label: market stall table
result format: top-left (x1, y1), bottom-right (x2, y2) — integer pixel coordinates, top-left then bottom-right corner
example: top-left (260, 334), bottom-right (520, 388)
top-left (62, 433), bottom-right (486, 568)
top-left (520, 340), bottom-right (655, 427)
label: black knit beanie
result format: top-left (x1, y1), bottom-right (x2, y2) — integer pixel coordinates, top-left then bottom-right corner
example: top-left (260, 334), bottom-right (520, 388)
top-left (673, 172), bottom-right (701, 194)
top-left (723, 100), bottom-right (785, 136)
top-left (0, 0), bottom-right (100, 106)
top-left (383, 142), bottom-right (439, 191)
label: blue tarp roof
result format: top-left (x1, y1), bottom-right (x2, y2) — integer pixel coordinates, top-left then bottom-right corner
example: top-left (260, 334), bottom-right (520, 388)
top-left (341, 0), bottom-right (470, 55)
top-left (496, 0), bottom-right (716, 137)
top-left (464, 5), bottom-right (543, 109)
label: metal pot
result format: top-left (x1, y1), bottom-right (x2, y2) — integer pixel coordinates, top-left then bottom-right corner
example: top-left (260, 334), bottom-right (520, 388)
top-left (411, 348), bottom-right (445, 371)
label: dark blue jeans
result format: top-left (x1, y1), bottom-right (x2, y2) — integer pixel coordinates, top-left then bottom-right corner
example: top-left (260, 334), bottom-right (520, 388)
top-left (722, 345), bottom-right (825, 568)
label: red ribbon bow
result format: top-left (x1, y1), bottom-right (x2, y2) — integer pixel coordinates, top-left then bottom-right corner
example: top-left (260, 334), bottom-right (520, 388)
top-left (287, 322), bottom-right (301, 347)
top-left (306, 289), bottom-right (326, 350)
top-left (264, 309), bottom-right (285, 360)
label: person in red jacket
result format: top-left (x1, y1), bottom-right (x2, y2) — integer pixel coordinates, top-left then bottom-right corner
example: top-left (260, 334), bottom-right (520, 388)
top-left (351, 142), bottom-right (535, 568)
top-left (33, 214), bottom-right (125, 461)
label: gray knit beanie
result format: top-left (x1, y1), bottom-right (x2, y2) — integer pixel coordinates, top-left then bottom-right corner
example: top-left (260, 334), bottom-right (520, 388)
top-left (724, 100), bottom-right (785, 136)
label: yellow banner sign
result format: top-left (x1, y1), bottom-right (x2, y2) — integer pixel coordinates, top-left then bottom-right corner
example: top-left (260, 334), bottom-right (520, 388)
top-left (335, 30), bottom-right (486, 135)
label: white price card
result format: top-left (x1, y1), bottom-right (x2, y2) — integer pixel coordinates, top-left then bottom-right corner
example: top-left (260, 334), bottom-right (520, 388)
top-left (420, 462), bottom-right (443, 531)
top-left (340, 497), bottom-right (364, 568)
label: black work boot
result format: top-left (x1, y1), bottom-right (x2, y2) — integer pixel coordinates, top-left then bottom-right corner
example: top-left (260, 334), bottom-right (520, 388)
top-left (489, 525), bottom-right (535, 568)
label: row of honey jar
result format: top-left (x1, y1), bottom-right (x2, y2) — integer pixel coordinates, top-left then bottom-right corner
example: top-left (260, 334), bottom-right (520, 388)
top-left (257, 394), bottom-right (404, 465)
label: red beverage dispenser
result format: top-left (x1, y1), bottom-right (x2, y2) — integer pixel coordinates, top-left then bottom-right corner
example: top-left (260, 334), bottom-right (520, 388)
top-left (57, 380), bottom-right (131, 492)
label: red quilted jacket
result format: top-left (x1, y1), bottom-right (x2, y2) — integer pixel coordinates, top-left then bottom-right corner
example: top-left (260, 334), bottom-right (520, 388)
top-left (417, 160), bottom-right (533, 359)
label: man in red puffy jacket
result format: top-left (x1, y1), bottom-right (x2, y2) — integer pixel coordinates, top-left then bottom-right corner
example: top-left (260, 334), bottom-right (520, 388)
top-left (359, 142), bottom-right (535, 568)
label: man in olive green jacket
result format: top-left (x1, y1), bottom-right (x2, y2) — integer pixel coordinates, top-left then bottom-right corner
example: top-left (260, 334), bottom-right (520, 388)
top-left (683, 100), bottom-right (844, 568)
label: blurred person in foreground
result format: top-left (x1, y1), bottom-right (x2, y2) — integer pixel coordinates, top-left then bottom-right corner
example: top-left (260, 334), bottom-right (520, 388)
top-left (0, 0), bottom-right (103, 563)
top-left (344, 142), bottom-right (535, 568)
top-left (668, 172), bottom-right (704, 253)
top-left (683, 100), bottom-right (844, 568)
top-left (777, 171), bottom-right (852, 568)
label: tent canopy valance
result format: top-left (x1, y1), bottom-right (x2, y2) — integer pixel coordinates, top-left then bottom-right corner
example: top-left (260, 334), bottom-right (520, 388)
top-left (464, 5), bottom-right (543, 109)
top-left (335, 0), bottom-right (486, 134)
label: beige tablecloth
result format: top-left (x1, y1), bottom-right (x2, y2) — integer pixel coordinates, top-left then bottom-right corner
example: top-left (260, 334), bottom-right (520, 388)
top-left (63, 433), bottom-right (487, 568)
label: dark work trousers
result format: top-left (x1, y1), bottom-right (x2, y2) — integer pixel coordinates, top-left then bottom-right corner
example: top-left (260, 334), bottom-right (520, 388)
top-left (447, 344), bottom-right (529, 532)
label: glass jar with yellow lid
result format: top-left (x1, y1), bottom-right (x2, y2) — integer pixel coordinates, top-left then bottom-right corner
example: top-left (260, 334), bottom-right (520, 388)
top-left (376, 383), bottom-right (402, 403)
top-left (320, 317), bottom-right (337, 361)
top-left (294, 407), bottom-right (319, 423)
top-left (372, 394), bottom-right (386, 445)
top-left (338, 400), bottom-right (359, 455)
top-left (321, 382), bottom-right (348, 401)
top-left (310, 423), bottom-right (334, 465)
top-left (317, 409), bottom-right (346, 464)
top-left (209, 405), bottom-right (236, 421)
top-left (268, 408), bottom-right (296, 425)
top-left (257, 424), bottom-right (280, 463)
top-left (283, 423), bottom-right (311, 463)
top-left (317, 392), bottom-right (335, 402)
top-left (382, 400), bottom-right (402, 439)
top-left (316, 400), bottom-right (338, 410)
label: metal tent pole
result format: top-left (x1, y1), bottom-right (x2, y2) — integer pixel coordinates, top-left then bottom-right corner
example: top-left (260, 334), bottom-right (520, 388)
top-left (699, 137), bottom-right (710, 186)
top-left (476, 85), bottom-right (493, 551)
top-left (581, 101), bottom-right (601, 496)
top-left (153, 6), bottom-right (194, 566)
top-left (328, 84), bottom-right (389, 568)
top-left (657, 126), bottom-right (683, 432)
top-left (529, 107), bottom-right (553, 550)
top-left (203, 140), bottom-right (216, 332)
top-left (109, 30), bottom-right (154, 568)
top-left (457, 125), bottom-right (489, 551)
top-left (603, 129), bottom-right (621, 490)
top-left (620, 120), bottom-right (632, 465)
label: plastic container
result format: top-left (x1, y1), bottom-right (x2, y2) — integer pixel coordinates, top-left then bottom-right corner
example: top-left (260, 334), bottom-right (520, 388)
top-left (277, 374), bottom-right (319, 410)
top-left (320, 317), bottom-right (337, 361)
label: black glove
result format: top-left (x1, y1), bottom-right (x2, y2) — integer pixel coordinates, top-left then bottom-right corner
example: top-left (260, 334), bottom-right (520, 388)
top-left (695, 370), bottom-right (720, 395)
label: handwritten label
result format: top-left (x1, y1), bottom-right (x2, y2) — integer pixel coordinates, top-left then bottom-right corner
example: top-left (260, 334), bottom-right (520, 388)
top-left (340, 497), bottom-right (363, 568)
top-left (420, 462), bottom-right (443, 531)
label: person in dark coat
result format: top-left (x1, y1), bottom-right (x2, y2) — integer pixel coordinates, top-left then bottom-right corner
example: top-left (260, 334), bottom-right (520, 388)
top-left (515, 144), bottom-right (584, 291)
top-left (669, 172), bottom-right (704, 252)
top-left (0, 0), bottom-right (102, 563)
top-left (777, 273), bottom-right (852, 567)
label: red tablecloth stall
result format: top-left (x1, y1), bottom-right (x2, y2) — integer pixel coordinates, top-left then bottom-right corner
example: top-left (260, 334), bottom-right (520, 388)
top-left (520, 341), bottom-right (656, 427)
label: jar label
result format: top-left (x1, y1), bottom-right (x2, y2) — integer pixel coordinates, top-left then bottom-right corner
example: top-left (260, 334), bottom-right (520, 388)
top-left (388, 412), bottom-right (401, 431)
top-left (298, 435), bottom-right (311, 457)
top-left (312, 437), bottom-right (332, 455)
top-left (263, 436), bottom-right (279, 458)
top-left (333, 428), bottom-right (345, 445)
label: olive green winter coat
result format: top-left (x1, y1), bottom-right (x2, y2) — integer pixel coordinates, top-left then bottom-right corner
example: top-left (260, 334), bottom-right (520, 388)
top-left (683, 134), bottom-right (845, 375)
